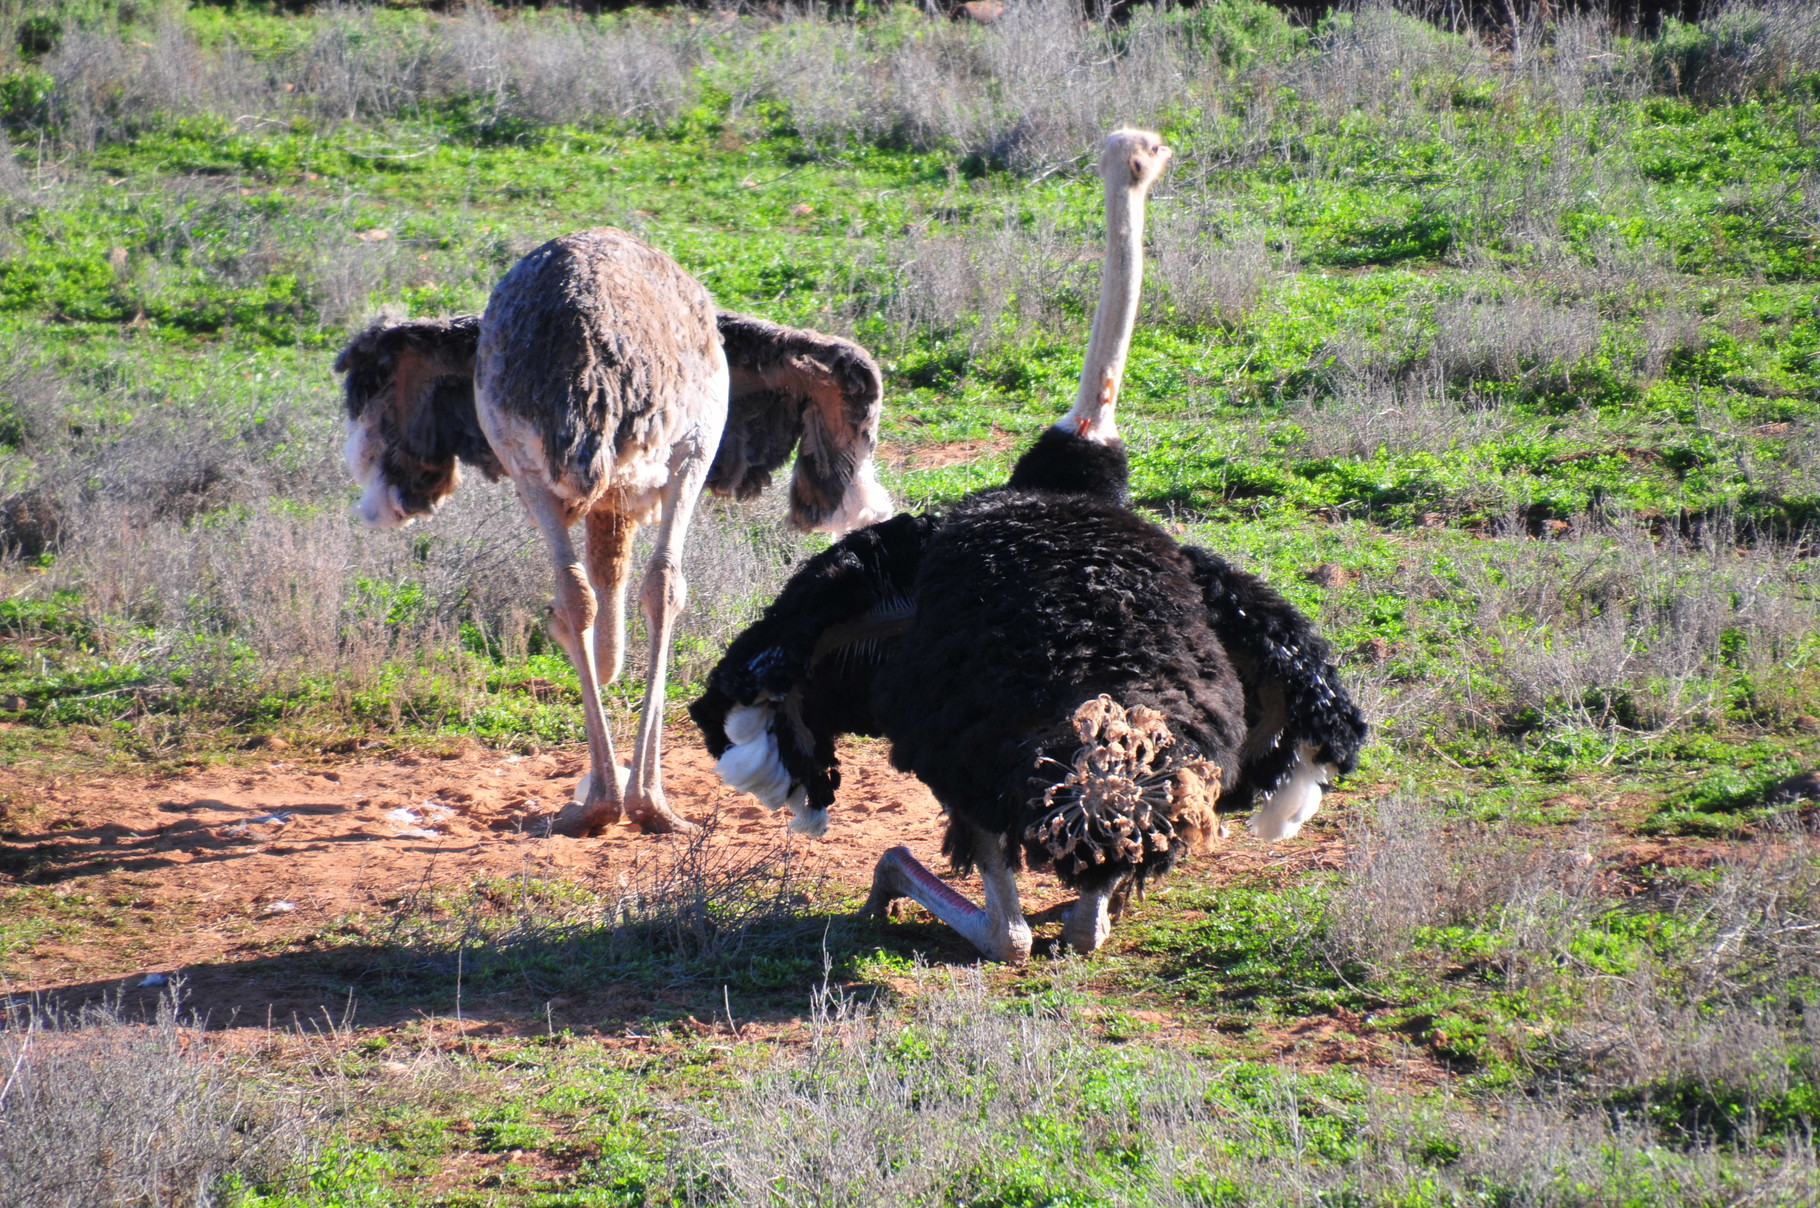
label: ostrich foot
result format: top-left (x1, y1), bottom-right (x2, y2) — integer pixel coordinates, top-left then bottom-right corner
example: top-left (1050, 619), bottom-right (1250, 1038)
top-left (861, 845), bottom-right (1032, 963)
top-left (624, 791), bottom-right (699, 836)
top-left (544, 765), bottom-right (630, 838)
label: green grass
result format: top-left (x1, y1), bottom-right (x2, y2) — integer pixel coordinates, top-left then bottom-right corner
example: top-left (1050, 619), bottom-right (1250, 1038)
top-left (1, 1), bottom-right (1819, 1203)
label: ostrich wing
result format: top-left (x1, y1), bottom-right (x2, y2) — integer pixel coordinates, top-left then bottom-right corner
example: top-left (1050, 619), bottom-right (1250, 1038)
top-left (335, 313), bottom-right (502, 490)
top-left (711, 312), bottom-right (886, 534)
top-left (1180, 545), bottom-right (1368, 836)
top-left (688, 512), bottom-right (934, 831)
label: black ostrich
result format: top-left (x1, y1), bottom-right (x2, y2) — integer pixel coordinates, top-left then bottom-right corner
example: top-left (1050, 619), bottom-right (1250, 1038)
top-left (690, 130), bottom-right (1366, 960)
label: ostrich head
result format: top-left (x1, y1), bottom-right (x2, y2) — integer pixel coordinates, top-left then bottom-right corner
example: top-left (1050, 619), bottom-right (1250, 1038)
top-left (1056, 127), bottom-right (1172, 448)
top-left (335, 314), bottom-right (497, 529)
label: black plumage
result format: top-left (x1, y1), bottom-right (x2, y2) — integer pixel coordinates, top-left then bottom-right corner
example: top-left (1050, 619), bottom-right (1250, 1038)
top-left (690, 426), bottom-right (1367, 943)
top-left (691, 126), bottom-right (1365, 957)
top-left (693, 128), bottom-right (1367, 958)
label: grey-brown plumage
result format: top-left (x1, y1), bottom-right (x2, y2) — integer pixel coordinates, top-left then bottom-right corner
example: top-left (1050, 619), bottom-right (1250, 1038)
top-left (336, 313), bottom-right (498, 524)
top-left (480, 230), bottom-right (721, 506)
top-left (711, 312), bottom-right (887, 533)
top-left (339, 227), bottom-right (891, 837)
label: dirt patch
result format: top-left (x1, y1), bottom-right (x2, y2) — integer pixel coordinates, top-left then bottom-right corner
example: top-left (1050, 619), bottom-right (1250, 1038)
top-left (883, 433), bottom-right (1018, 472)
top-left (0, 734), bottom-right (951, 1005)
top-left (0, 734), bottom-right (1361, 1038)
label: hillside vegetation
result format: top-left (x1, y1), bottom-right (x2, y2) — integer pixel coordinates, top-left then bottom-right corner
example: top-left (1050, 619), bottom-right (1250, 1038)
top-left (1, 1), bottom-right (1819, 1204)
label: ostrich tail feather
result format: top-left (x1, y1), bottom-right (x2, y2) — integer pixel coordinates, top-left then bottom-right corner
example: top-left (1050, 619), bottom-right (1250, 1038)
top-left (1026, 695), bottom-right (1219, 887)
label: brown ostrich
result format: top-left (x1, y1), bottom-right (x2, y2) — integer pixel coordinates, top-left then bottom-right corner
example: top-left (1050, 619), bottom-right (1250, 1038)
top-left (337, 228), bottom-right (892, 836)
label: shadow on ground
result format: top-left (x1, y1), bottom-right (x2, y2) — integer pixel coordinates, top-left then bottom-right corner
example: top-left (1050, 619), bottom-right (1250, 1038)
top-left (5, 901), bottom-right (1079, 1035)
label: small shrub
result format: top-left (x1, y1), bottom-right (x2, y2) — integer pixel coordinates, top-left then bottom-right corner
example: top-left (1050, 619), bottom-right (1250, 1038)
top-left (0, 990), bottom-right (308, 1208)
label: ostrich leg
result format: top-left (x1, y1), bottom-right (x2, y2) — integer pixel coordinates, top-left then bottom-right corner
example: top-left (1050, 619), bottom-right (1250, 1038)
top-left (586, 509), bottom-right (638, 691)
top-left (559, 508), bottom-right (640, 812)
top-left (622, 380), bottom-right (725, 835)
top-left (862, 827), bottom-right (1033, 962)
top-left (522, 486), bottom-right (627, 838)
top-left (1061, 874), bottom-right (1133, 955)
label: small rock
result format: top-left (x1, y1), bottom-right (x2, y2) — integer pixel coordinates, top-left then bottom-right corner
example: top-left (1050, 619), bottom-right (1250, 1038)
top-left (320, 770), bottom-right (342, 783)
top-left (1304, 563), bottom-right (1351, 590)
top-left (381, 1060), bottom-right (412, 1077)
top-left (259, 735), bottom-right (289, 752)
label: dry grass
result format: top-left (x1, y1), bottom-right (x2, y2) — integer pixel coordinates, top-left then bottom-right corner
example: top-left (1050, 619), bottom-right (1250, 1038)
top-left (873, 208), bottom-right (1096, 352)
top-left (679, 963), bottom-right (1820, 1206)
top-left (361, 813), bottom-right (836, 1000)
top-left (1326, 791), bottom-right (1820, 1143)
top-left (1330, 518), bottom-right (1820, 742)
top-left (0, 989), bottom-right (309, 1208)
top-left (0, 353), bottom-right (802, 734)
top-left (1565, 824), bottom-right (1820, 1099)
top-left (29, 4), bottom-right (699, 150)
top-left (1291, 365), bottom-right (1516, 459)
top-left (1322, 792), bottom-right (1610, 986)
top-left (1146, 201), bottom-right (1282, 330)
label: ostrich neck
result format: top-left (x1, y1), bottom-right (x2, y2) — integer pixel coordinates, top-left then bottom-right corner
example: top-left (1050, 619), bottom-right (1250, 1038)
top-left (1060, 178), bottom-right (1147, 443)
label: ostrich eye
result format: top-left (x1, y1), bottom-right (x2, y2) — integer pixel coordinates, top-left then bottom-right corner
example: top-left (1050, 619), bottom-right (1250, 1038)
top-left (1129, 156), bottom-right (1144, 181)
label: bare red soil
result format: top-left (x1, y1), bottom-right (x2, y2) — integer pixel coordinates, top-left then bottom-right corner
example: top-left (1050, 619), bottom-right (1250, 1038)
top-left (0, 737), bottom-right (963, 1014)
top-left (0, 731), bottom-right (1373, 1048)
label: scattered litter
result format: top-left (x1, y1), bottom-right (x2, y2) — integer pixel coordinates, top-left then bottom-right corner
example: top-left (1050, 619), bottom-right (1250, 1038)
top-left (247, 812), bottom-right (294, 827)
top-left (138, 972), bottom-right (168, 987)
top-left (381, 804), bottom-right (449, 838)
top-left (503, 754), bottom-right (525, 764)
top-left (263, 900), bottom-right (297, 914)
